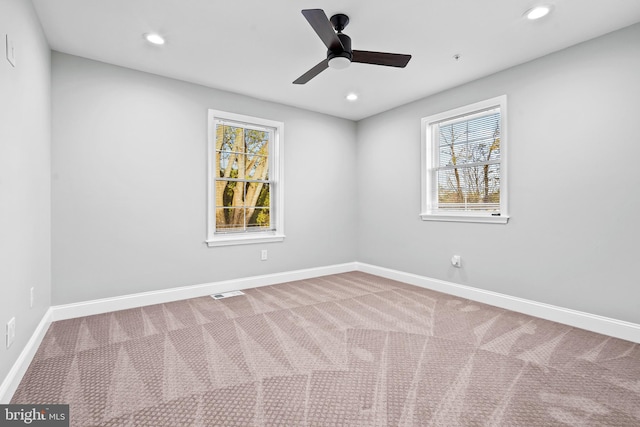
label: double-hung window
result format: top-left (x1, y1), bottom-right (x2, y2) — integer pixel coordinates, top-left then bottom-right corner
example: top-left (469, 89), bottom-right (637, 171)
top-left (421, 95), bottom-right (508, 223)
top-left (206, 110), bottom-right (284, 246)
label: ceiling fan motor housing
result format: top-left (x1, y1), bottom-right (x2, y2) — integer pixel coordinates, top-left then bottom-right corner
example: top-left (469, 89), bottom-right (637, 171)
top-left (328, 33), bottom-right (353, 62)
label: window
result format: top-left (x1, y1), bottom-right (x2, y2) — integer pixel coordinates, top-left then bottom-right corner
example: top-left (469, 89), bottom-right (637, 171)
top-left (206, 110), bottom-right (284, 246)
top-left (421, 96), bottom-right (508, 223)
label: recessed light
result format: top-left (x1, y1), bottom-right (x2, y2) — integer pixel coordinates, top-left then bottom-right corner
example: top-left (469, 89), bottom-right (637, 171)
top-left (525, 5), bottom-right (552, 20)
top-left (144, 33), bottom-right (165, 45)
top-left (346, 93), bottom-right (358, 101)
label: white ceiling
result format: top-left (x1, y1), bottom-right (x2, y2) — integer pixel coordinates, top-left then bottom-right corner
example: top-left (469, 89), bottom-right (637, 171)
top-left (32, 0), bottom-right (640, 121)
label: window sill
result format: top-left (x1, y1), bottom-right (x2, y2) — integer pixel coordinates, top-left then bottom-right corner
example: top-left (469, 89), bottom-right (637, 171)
top-left (206, 233), bottom-right (285, 247)
top-left (420, 213), bottom-right (509, 224)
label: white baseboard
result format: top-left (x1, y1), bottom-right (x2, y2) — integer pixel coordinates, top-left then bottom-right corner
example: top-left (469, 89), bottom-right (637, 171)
top-left (51, 262), bottom-right (358, 321)
top-left (356, 262), bottom-right (640, 344)
top-left (0, 308), bottom-right (53, 404)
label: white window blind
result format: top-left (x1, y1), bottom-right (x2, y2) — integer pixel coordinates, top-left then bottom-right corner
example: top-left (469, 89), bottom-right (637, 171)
top-left (433, 108), bottom-right (501, 211)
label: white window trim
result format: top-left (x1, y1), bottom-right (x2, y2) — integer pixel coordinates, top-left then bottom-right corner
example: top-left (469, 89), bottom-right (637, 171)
top-left (420, 95), bottom-right (509, 224)
top-left (206, 109), bottom-right (285, 247)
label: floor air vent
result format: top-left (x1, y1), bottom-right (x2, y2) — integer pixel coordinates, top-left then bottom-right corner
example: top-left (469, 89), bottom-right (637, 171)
top-left (211, 290), bottom-right (245, 300)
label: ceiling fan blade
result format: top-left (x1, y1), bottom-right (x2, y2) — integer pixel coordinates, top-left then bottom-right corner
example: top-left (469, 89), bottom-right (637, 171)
top-left (293, 59), bottom-right (330, 84)
top-left (301, 9), bottom-right (344, 51)
top-left (352, 50), bottom-right (412, 68)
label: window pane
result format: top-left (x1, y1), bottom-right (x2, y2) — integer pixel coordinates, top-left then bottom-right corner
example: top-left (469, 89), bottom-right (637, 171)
top-left (218, 151), bottom-right (231, 175)
top-left (215, 180), bottom-right (271, 230)
top-left (216, 124), bottom-right (247, 179)
top-left (245, 130), bottom-right (269, 155)
top-left (217, 152), bottom-right (245, 178)
top-left (438, 112), bottom-right (500, 168)
top-left (215, 207), bottom-right (271, 231)
top-left (220, 181), bottom-right (245, 208)
top-left (245, 129), bottom-right (269, 180)
top-left (215, 207), bottom-right (246, 230)
top-left (246, 153), bottom-right (268, 180)
top-left (247, 208), bottom-right (270, 229)
top-left (245, 182), bottom-right (270, 208)
top-left (436, 164), bottom-right (500, 211)
top-left (216, 124), bottom-right (245, 153)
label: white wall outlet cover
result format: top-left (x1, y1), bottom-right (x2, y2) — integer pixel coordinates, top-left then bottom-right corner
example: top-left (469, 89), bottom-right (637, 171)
top-left (451, 255), bottom-right (462, 268)
top-left (6, 317), bottom-right (16, 348)
top-left (6, 34), bottom-right (16, 67)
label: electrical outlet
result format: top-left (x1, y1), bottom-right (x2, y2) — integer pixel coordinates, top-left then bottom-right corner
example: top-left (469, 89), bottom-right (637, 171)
top-left (6, 317), bottom-right (15, 349)
top-left (451, 255), bottom-right (462, 268)
top-left (261, 249), bottom-right (268, 261)
top-left (30, 287), bottom-right (34, 308)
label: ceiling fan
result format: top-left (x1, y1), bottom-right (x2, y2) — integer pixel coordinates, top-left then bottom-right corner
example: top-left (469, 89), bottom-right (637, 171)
top-left (293, 9), bottom-right (412, 84)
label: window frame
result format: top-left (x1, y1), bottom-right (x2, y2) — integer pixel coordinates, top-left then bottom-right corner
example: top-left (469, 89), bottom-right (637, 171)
top-left (420, 95), bottom-right (509, 224)
top-left (206, 109), bottom-right (285, 247)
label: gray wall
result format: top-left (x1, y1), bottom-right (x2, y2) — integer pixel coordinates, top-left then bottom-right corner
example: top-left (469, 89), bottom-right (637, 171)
top-left (51, 52), bottom-right (358, 305)
top-left (357, 23), bottom-right (640, 324)
top-left (0, 0), bottom-right (51, 384)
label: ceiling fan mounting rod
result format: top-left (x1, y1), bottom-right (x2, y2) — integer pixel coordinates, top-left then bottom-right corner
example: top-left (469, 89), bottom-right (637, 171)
top-left (330, 13), bottom-right (349, 32)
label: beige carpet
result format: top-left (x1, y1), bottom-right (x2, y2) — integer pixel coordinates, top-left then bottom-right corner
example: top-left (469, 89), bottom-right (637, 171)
top-left (11, 272), bottom-right (640, 426)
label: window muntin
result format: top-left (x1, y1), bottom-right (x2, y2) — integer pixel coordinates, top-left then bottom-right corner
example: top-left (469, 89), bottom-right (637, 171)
top-left (421, 96), bottom-right (508, 223)
top-left (207, 110), bottom-right (284, 246)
